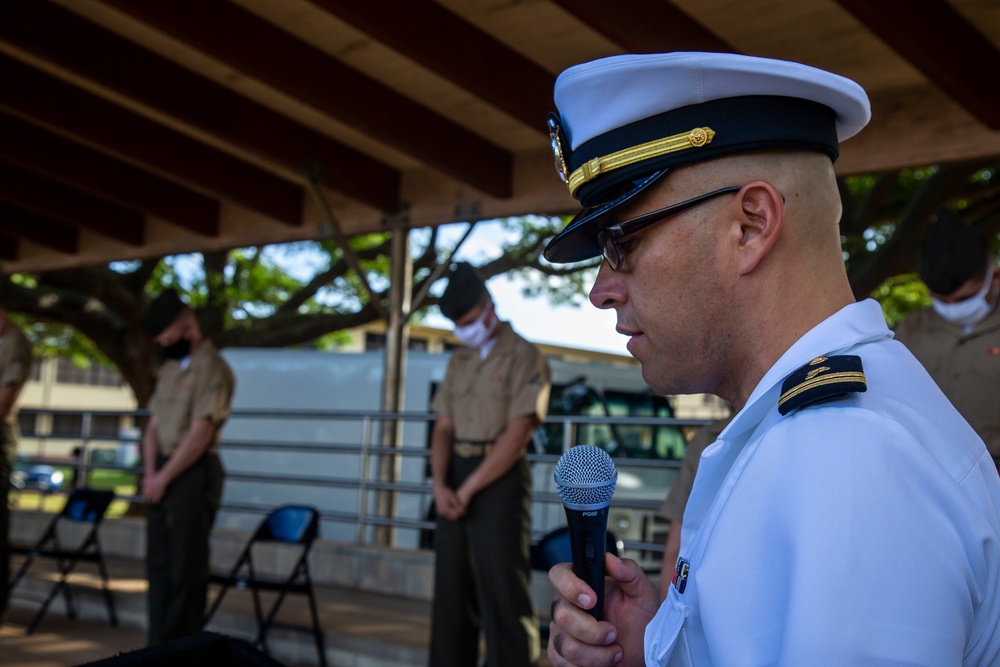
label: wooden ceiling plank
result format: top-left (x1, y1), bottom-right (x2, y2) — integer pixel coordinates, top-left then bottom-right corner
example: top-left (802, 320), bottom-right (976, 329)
top-left (0, 2), bottom-right (401, 213)
top-left (0, 112), bottom-right (219, 237)
top-left (0, 202), bottom-right (78, 254)
top-left (548, 0), bottom-right (736, 54)
top-left (97, 0), bottom-right (513, 198)
top-left (0, 53), bottom-right (304, 226)
top-left (0, 235), bottom-right (17, 262)
top-left (0, 161), bottom-right (145, 246)
top-left (835, 0), bottom-right (1000, 130)
top-left (306, 0), bottom-right (555, 129)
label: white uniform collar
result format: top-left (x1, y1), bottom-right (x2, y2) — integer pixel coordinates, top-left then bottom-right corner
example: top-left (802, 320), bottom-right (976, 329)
top-left (721, 299), bottom-right (890, 442)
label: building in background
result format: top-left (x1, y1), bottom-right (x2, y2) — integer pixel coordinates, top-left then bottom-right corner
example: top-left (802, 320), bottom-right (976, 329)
top-left (14, 323), bottom-right (730, 461)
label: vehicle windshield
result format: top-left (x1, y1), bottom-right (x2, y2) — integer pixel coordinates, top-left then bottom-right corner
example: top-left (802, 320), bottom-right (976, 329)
top-left (536, 380), bottom-right (686, 460)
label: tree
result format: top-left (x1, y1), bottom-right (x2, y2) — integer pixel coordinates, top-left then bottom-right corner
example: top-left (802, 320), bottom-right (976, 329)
top-left (4, 159), bottom-right (1000, 402)
top-left (840, 160), bottom-right (1000, 325)
top-left (0, 219), bottom-right (586, 405)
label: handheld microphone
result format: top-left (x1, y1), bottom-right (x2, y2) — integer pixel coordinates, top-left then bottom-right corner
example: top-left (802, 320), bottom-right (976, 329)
top-left (553, 445), bottom-right (617, 620)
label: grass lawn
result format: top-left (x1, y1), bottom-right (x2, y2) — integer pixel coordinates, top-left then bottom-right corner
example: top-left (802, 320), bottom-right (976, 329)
top-left (9, 467), bottom-right (140, 518)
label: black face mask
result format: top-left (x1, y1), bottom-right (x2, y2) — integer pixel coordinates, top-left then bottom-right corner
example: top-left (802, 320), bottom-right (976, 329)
top-left (160, 337), bottom-right (191, 360)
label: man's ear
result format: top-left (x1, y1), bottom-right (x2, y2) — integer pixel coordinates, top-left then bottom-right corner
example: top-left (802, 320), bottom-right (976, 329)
top-left (735, 182), bottom-right (784, 276)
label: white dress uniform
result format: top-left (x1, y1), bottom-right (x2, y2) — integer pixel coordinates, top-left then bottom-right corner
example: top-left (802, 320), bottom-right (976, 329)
top-left (646, 299), bottom-right (1000, 666)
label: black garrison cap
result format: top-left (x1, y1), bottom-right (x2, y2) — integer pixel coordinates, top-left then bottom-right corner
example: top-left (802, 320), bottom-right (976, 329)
top-left (439, 263), bottom-right (487, 321)
top-left (918, 209), bottom-right (990, 296)
top-left (141, 289), bottom-right (186, 336)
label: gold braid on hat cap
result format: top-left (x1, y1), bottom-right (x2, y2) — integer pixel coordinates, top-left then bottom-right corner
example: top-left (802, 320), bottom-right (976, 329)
top-left (567, 127), bottom-right (716, 197)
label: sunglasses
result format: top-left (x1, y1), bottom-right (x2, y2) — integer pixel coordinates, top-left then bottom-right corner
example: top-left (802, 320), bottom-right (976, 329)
top-left (596, 186), bottom-right (744, 271)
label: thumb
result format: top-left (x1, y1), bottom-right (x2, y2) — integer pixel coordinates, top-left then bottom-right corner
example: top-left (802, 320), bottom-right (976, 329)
top-left (604, 553), bottom-right (648, 595)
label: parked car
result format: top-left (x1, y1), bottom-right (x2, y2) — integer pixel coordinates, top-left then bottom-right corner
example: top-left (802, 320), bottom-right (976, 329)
top-left (9, 461), bottom-right (65, 492)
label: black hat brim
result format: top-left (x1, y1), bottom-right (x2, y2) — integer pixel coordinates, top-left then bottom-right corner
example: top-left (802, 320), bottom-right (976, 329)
top-left (543, 168), bottom-right (670, 264)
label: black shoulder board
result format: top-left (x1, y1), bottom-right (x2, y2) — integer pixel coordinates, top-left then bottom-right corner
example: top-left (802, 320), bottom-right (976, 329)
top-left (778, 355), bottom-right (867, 416)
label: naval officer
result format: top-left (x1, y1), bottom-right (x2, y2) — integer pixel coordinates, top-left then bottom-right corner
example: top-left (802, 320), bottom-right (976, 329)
top-left (542, 52), bottom-right (1000, 667)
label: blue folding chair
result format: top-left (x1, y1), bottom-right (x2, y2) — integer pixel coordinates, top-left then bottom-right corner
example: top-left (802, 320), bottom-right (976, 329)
top-left (203, 505), bottom-right (325, 665)
top-left (6, 488), bottom-right (117, 634)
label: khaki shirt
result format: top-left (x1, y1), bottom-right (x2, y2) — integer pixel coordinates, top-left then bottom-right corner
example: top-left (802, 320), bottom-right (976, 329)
top-left (658, 417), bottom-right (731, 522)
top-left (431, 322), bottom-right (551, 442)
top-left (149, 341), bottom-right (234, 456)
top-left (0, 322), bottom-right (32, 424)
top-left (894, 304), bottom-right (1000, 459)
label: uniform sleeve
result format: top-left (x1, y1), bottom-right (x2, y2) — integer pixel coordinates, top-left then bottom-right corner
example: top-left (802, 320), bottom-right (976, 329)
top-left (430, 355), bottom-right (458, 419)
top-left (148, 366), bottom-right (165, 414)
top-left (696, 407), bottom-right (1000, 665)
top-left (504, 344), bottom-right (551, 423)
top-left (191, 358), bottom-right (233, 425)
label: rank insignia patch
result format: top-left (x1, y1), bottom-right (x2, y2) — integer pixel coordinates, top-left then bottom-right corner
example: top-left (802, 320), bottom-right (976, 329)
top-left (778, 355), bottom-right (866, 416)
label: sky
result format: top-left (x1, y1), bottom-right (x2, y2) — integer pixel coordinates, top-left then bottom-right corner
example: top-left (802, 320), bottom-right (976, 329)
top-left (418, 220), bottom-right (631, 357)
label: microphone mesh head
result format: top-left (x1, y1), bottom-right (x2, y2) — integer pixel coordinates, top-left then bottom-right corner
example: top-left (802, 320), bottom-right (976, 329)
top-left (554, 445), bottom-right (617, 507)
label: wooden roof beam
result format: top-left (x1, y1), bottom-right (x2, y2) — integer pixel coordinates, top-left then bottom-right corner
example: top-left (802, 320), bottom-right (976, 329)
top-left (0, 54), bottom-right (304, 226)
top-left (0, 2), bottom-right (401, 213)
top-left (98, 0), bottom-right (514, 198)
top-left (0, 203), bottom-right (78, 255)
top-left (0, 112), bottom-right (219, 237)
top-left (0, 162), bottom-right (145, 246)
top-left (0, 236), bottom-right (17, 262)
top-left (549, 0), bottom-right (736, 54)
top-left (835, 0), bottom-right (1000, 130)
top-left (306, 0), bottom-right (555, 129)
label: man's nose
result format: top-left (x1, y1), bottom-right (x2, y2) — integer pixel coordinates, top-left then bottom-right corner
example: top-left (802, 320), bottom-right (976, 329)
top-left (589, 260), bottom-right (624, 310)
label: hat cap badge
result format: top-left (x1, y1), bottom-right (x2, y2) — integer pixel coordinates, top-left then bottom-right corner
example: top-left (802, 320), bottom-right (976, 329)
top-left (547, 115), bottom-right (570, 184)
top-left (688, 127), bottom-right (709, 147)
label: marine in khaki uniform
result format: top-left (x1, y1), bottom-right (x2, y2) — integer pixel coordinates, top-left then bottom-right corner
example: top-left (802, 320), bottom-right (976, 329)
top-left (428, 262), bottom-right (551, 667)
top-left (895, 209), bottom-right (1000, 472)
top-left (140, 289), bottom-right (234, 646)
top-left (0, 307), bottom-right (32, 620)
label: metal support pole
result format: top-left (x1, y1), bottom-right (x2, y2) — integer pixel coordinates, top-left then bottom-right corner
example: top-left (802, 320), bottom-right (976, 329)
top-left (375, 213), bottom-right (412, 547)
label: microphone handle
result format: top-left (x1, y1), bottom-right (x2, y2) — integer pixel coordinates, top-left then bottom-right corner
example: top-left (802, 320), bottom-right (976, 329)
top-left (565, 505), bottom-right (610, 620)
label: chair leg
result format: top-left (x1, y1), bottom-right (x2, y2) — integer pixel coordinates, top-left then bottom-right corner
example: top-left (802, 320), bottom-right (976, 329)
top-left (95, 549), bottom-right (117, 627)
top-left (203, 584), bottom-right (231, 627)
top-left (52, 543), bottom-right (77, 621)
top-left (7, 553), bottom-right (36, 593)
top-left (256, 588), bottom-right (292, 656)
top-left (306, 582), bottom-right (326, 667)
top-left (27, 576), bottom-right (68, 635)
top-left (251, 587), bottom-right (270, 654)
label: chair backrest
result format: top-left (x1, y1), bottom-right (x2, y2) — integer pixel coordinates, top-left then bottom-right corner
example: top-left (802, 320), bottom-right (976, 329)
top-left (61, 488), bottom-right (116, 524)
top-left (256, 505), bottom-right (320, 545)
top-left (531, 526), bottom-right (621, 571)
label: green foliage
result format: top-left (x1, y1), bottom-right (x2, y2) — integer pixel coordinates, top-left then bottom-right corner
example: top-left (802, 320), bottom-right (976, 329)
top-left (871, 273), bottom-right (930, 328)
top-left (12, 315), bottom-right (113, 369)
top-left (8, 272), bottom-right (114, 369)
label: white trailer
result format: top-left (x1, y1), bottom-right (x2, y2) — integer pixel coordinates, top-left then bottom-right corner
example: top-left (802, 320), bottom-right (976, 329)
top-left (216, 348), bottom-right (688, 555)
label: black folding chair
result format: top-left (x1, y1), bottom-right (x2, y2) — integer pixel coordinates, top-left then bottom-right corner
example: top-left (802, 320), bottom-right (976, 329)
top-left (204, 505), bottom-right (325, 666)
top-left (6, 487), bottom-right (117, 634)
top-left (530, 525), bottom-right (622, 641)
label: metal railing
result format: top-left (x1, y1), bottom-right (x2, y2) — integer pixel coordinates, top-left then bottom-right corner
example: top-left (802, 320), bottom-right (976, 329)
top-left (12, 407), bottom-right (713, 562)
